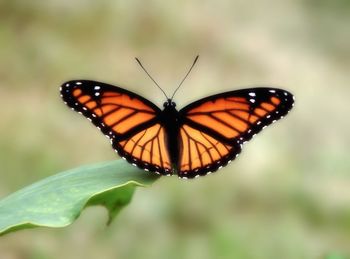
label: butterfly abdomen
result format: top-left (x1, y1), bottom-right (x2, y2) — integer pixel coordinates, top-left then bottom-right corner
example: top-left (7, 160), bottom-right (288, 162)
top-left (161, 105), bottom-right (182, 174)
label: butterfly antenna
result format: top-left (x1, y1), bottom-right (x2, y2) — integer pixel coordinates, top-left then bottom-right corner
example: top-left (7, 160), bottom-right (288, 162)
top-left (170, 55), bottom-right (199, 101)
top-left (135, 57), bottom-right (169, 99)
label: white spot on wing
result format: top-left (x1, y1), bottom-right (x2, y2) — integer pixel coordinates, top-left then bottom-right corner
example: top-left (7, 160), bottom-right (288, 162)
top-left (76, 82), bottom-right (82, 85)
top-left (249, 92), bottom-right (256, 97)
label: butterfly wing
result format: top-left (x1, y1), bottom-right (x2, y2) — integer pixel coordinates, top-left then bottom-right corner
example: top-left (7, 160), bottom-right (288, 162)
top-left (178, 87), bottom-right (294, 178)
top-left (61, 80), bottom-right (172, 175)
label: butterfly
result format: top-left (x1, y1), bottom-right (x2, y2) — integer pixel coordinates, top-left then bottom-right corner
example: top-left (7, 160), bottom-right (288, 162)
top-left (60, 56), bottom-right (294, 179)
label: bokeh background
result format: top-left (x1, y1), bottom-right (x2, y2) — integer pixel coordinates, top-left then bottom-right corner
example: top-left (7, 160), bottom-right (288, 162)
top-left (0, 0), bottom-right (349, 258)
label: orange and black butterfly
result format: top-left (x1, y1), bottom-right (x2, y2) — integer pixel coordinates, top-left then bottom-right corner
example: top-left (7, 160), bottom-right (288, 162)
top-left (60, 56), bottom-right (294, 179)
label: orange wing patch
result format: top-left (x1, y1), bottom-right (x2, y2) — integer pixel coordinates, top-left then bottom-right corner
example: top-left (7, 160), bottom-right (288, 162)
top-left (179, 124), bottom-right (234, 175)
top-left (117, 124), bottom-right (172, 173)
top-left (185, 95), bottom-right (283, 140)
top-left (72, 89), bottom-right (156, 135)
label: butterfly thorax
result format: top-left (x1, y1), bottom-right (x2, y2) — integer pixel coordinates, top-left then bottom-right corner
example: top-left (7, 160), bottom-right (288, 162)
top-left (161, 100), bottom-right (181, 174)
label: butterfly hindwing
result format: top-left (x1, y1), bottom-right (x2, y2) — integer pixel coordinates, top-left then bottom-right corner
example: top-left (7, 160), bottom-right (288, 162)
top-left (177, 123), bottom-right (242, 178)
top-left (60, 80), bottom-right (172, 175)
top-left (115, 123), bottom-right (172, 175)
top-left (178, 87), bottom-right (294, 178)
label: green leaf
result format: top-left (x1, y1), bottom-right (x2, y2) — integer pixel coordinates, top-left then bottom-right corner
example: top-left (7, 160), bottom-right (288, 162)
top-left (0, 160), bottom-right (160, 236)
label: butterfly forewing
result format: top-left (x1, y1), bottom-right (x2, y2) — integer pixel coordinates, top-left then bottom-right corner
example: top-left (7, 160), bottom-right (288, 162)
top-left (60, 80), bottom-right (171, 175)
top-left (178, 88), bottom-right (294, 178)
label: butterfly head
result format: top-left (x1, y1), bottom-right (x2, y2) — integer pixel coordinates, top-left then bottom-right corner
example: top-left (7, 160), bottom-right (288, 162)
top-left (163, 99), bottom-right (176, 108)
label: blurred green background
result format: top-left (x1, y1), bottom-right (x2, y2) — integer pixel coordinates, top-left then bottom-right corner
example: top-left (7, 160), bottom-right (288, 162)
top-left (0, 0), bottom-right (349, 258)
